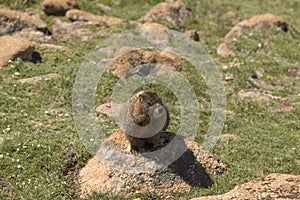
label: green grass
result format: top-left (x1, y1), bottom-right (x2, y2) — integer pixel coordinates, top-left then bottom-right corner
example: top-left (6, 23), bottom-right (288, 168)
top-left (0, 0), bottom-right (300, 199)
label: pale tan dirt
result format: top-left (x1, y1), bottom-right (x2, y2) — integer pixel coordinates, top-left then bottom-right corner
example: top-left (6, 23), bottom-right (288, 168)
top-left (80, 129), bottom-right (228, 198)
top-left (191, 173), bottom-right (300, 200)
top-left (0, 36), bottom-right (35, 67)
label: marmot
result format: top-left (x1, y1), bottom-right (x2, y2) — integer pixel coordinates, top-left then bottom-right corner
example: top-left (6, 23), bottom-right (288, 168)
top-left (119, 91), bottom-right (170, 152)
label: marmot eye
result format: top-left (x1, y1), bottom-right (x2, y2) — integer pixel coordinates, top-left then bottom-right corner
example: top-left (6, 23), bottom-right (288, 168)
top-left (138, 95), bottom-right (143, 102)
top-left (147, 101), bottom-right (152, 106)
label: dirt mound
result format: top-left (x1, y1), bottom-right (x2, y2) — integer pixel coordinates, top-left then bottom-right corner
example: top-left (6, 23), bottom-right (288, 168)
top-left (223, 13), bottom-right (288, 43)
top-left (108, 48), bottom-right (182, 78)
top-left (191, 173), bottom-right (300, 200)
top-left (42, 0), bottom-right (79, 16)
top-left (217, 13), bottom-right (289, 57)
top-left (0, 36), bottom-right (35, 67)
top-left (0, 7), bottom-right (47, 35)
top-left (80, 129), bottom-right (228, 198)
top-left (141, 0), bottom-right (191, 29)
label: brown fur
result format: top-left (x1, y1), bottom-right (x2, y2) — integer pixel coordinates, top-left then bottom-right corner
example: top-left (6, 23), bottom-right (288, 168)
top-left (124, 91), bottom-right (170, 152)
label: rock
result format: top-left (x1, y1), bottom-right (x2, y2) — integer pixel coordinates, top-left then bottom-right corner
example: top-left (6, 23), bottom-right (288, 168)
top-left (140, 21), bottom-right (167, 29)
top-left (287, 67), bottom-right (300, 78)
top-left (13, 28), bottom-right (53, 44)
top-left (140, 0), bottom-right (191, 29)
top-left (19, 73), bottom-right (61, 84)
top-left (98, 3), bottom-right (113, 13)
top-left (222, 13), bottom-right (288, 43)
top-left (0, 8), bottom-right (47, 35)
top-left (218, 134), bottom-right (240, 141)
top-left (39, 43), bottom-right (65, 50)
top-left (234, 90), bottom-right (290, 105)
top-left (95, 103), bottom-right (113, 118)
top-left (52, 19), bottom-right (102, 41)
top-left (108, 48), bottom-right (181, 78)
top-left (249, 77), bottom-right (281, 90)
top-left (80, 129), bottom-right (228, 198)
top-left (66, 9), bottom-right (128, 26)
top-left (0, 36), bottom-right (35, 67)
top-left (252, 68), bottom-right (264, 79)
top-left (184, 29), bottom-right (200, 41)
top-left (224, 73), bottom-right (234, 81)
top-left (42, 0), bottom-right (79, 16)
top-left (191, 173), bottom-right (300, 200)
top-left (160, 48), bottom-right (180, 60)
top-left (226, 110), bottom-right (236, 118)
top-left (216, 43), bottom-right (236, 57)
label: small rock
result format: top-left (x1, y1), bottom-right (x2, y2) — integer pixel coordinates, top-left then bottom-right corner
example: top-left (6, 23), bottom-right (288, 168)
top-left (39, 43), bottom-right (65, 50)
top-left (13, 28), bottom-right (53, 44)
top-left (252, 68), bottom-right (264, 79)
top-left (52, 19), bottom-right (101, 41)
top-left (224, 73), bottom-right (234, 81)
top-left (66, 9), bottom-right (128, 26)
top-left (287, 67), bottom-right (300, 77)
top-left (19, 73), bottom-right (61, 84)
top-left (0, 7), bottom-right (47, 35)
top-left (0, 36), bottom-right (35, 67)
top-left (233, 90), bottom-right (290, 106)
top-left (96, 103), bottom-right (113, 118)
top-left (215, 61), bottom-right (230, 70)
top-left (249, 77), bottom-right (280, 90)
top-left (140, 0), bottom-right (191, 29)
top-left (184, 29), bottom-right (200, 41)
top-left (42, 0), bottom-right (79, 16)
top-left (218, 134), bottom-right (240, 141)
top-left (216, 43), bottom-right (236, 57)
top-left (226, 110), bottom-right (236, 118)
top-left (98, 3), bottom-right (113, 13)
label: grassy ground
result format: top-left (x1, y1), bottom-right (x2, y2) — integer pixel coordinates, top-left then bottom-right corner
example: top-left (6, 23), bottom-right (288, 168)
top-left (0, 0), bottom-right (299, 199)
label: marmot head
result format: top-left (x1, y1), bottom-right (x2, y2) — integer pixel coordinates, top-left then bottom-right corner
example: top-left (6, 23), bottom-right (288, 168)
top-left (128, 91), bottom-right (169, 129)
